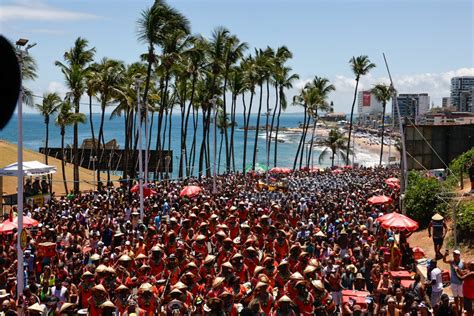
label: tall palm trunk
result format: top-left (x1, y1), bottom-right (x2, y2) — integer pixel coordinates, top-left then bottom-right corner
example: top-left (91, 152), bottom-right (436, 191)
top-left (268, 85), bottom-right (278, 164)
top-left (184, 74), bottom-right (197, 177)
top-left (223, 67), bottom-right (230, 172)
top-left (198, 108), bottom-right (209, 178)
top-left (264, 80), bottom-right (271, 170)
top-left (346, 77), bottom-right (360, 165)
top-left (60, 128), bottom-right (68, 194)
top-left (299, 114), bottom-right (311, 169)
top-left (89, 94), bottom-right (96, 163)
top-left (218, 131), bottom-right (224, 174)
top-left (252, 84), bottom-right (264, 170)
top-left (167, 106), bottom-right (173, 178)
top-left (307, 115), bottom-right (318, 168)
top-left (242, 91), bottom-right (253, 172)
top-left (73, 99), bottom-right (80, 193)
top-left (331, 147), bottom-right (336, 167)
top-left (97, 103), bottom-right (106, 187)
top-left (190, 106), bottom-right (198, 176)
top-left (229, 93), bottom-right (237, 171)
top-left (155, 73), bottom-right (170, 179)
top-left (45, 117), bottom-right (52, 192)
top-left (274, 92), bottom-right (283, 167)
top-left (293, 104), bottom-right (307, 169)
top-left (123, 111), bottom-right (130, 180)
top-left (379, 101), bottom-right (386, 166)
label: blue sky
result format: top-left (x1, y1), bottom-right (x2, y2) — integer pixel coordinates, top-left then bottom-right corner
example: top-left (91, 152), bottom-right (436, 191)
top-left (1, 0), bottom-right (473, 114)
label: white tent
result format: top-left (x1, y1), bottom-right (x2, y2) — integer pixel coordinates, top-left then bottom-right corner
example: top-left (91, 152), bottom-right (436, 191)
top-left (0, 161), bottom-right (57, 177)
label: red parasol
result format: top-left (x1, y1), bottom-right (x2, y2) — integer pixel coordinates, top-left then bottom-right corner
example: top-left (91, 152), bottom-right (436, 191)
top-left (0, 220), bottom-right (17, 234)
top-left (376, 212), bottom-right (400, 223)
top-left (332, 169), bottom-right (344, 175)
top-left (14, 216), bottom-right (39, 228)
top-left (269, 167), bottom-right (292, 174)
top-left (130, 184), bottom-right (157, 197)
top-left (368, 195), bottom-right (393, 205)
top-left (180, 185), bottom-right (202, 197)
top-left (387, 182), bottom-right (400, 189)
top-left (380, 212), bottom-right (419, 232)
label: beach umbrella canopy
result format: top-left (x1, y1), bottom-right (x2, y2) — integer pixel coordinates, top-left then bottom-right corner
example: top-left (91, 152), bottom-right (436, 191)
top-left (368, 195), bottom-right (393, 205)
top-left (180, 185), bottom-right (202, 197)
top-left (380, 212), bottom-right (419, 232)
top-left (130, 184), bottom-right (156, 197)
top-left (376, 212), bottom-right (400, 223)
top-left (269, 167), bottom-right (292, 174)
top-left (332, 169), bottom-right (344, 175)
top-left (14, 216), bottom-right (39, 228)
top-left (0, 220), bottom-right (17, 234)
top-left (387, 182), bottom-right (400, 189)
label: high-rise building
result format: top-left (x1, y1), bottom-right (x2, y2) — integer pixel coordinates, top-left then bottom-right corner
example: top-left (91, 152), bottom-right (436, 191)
top-left (357, 90), bottom-right (384, 124)
top-left (442, 97), bottom-right (451, 108)
top-left (450, 76), bottom-right (474, 112)
top-left (392, 93), bottom-right (430, 124)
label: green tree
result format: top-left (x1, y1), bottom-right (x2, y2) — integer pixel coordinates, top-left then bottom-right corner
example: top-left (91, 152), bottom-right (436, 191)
top-left (371, 83), bottom-right (393, 166)
top-left (55, 101), bottom-right (86, 194)
top-left (35, 93), bottom-right (61, 165)
top-left (404, 171), bottom-right (447, 228)
top-left (318, 128), bottom-right (351, 167)
top-left (55, 37), bottom-right (95, 193)
top-left (346, 55), bottom-right (376, 164)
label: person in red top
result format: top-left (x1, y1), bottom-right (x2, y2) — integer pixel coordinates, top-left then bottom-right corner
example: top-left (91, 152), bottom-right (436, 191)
top-left (455, 260), bottom-right (474, 316)
top-left (161, 255), bottom-right (181, 285)
top-left (292, 281), bottom-right (314, 315)
top-left (87, 284), bottom-right (108, 316)
top-left (208, 277), bottom-right (226, 298)
top-left (252, 282), bottom-right (274, 315)
top-left (274, 261), bottom-right (291, 298)
top-left (243, 246), bottom-right (259, 275)
top-left (113, 284), bottom-right (130, 315)
top-left (274, 231), bottom-right (290, 262)
top-left (192, 234), bottom-right (208, 259)
top-left (137, 283), bottom-right (158, 316)
top-left (231, 253), bottom-right (250, 282)
top-left (271, 295), bottom-right (298, 316)
top-left (78, 271), bottom-right (95, 309)
top-left (217, 238), bottom-right (236, 266)
top-left (149, 246), bottom-right (166, 277)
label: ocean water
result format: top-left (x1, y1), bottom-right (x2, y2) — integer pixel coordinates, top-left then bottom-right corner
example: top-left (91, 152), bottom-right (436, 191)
top-left (1, 113), bottom-right (378, 177)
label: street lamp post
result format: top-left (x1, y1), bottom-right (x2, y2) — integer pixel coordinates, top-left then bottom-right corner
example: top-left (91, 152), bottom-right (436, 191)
top-left (15, 38), bottom-right (36, 297)
top-left (135, 77), bottom-right (144, 223)
top-left (211, 96), bottom-right (218, 195)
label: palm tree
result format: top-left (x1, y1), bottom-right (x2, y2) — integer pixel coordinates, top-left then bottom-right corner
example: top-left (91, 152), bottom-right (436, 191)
top-left (346, 55), bottom-right (376, 165)
top-left (306, 76), bottom-right (335, 167)
top-left (319, 128), bottom-right (352, 167)
top-left (55, 37), bottom-right (95, 193)
top-left (88, 58), bottom-right (125, 184)
top-left (35, 92), bottom-right (61, 165)
top-left (241, 55), bottom-right (258, 173)
top-left (273, 66), bottom-right (299, 167)
top-left (56, 101), bottom-right (86, 194)
top-left (216, 112), bottom-right (234, 174)
top-left (371, 83), bottom-right (393, 165)
top-left (18, 52), bottom-right (38, 107)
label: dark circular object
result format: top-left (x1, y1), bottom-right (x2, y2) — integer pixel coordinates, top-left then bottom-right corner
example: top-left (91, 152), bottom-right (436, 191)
top-left (0, 36), bottom-right (21, 130)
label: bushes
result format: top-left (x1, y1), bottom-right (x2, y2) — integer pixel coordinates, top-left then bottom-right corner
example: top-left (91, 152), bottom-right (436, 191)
top-left (446, 148), bottom-right (474, 188)
top-left (404, 171), bottom-right (447, 228)
top-left (456, 200), bottom-right (474, 243)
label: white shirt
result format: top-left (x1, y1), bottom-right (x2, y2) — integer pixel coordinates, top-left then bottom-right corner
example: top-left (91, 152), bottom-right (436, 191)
top-left (430, 267), bottom-right (443, 292)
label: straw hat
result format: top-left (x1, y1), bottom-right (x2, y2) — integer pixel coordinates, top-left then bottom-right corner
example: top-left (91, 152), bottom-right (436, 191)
top-left (311, 280), bottom-right (325, 291)
top-left (93, 284), bottom-right (107, 293)
top-left (290, 272), bottom-right (304, 281)
top-left (277, 295), bottom-right (294, 304)
top-left (173, 282), bottom-right (188, 291)
top-left (100, 300), bottom-right (115, 309)
top-left (59, 302), bottom-right (75, 313)
top-left (27, 303), bottom-right (45, 313)
top-left (212, 277), bottom-right (225, 289)
top-left (135, 253), bottom-right (147, 260)
top-left (315, 231), bottom-right (326, 237)
top-left (95, 264), bottom-right (107, 273)
top-left (204, 255), bottom-right (216, 265)
top-left (231, 253), bottom-right (243, 261)
top-left (116, 284), bottom-right (130, 292)
top-left (82, 271), bottom-right (94, 278)
top-left (196, 234), bottom-right (206, 241)
top-left (255, 281), bottom-right (269, 290)
top-left (169, 288), bottom-right (183, 296)
top-left (139, 283), bottom-right (153, 293)
top-left (347, 264), bottom-right (358, 274)
top-left (303, 265), bottom-right (316, 275)
top-left (118, 254), bottom-right (132, 262)
top-left (90, 254), bottom-right (100, 261)
top-left (432, 213), bottom-right (443, 221)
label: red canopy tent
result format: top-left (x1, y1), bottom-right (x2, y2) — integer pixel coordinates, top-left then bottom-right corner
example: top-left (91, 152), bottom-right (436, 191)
top-left (180, 185), bottom-right (202, 197)
top-left (385, 177), bottom-right (400, 184)
top-left (0, 220), bottom-right (17, 234)
top-left (368, 195), bottom-right (393, 205)
top-left (130, 184), bottom-right (157, 197)
top-left (14, 216), bottom-right (39, 228)
top-left (269, 167), bottom-right (292, 174)
top-left (332, 169), bottom-right (344, 175)
top-left (380, 212), bottom-right (419, 232)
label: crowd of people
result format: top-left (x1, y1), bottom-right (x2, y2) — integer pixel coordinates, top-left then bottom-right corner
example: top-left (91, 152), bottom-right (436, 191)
top-left (0, 166), bottom-right (473, 315)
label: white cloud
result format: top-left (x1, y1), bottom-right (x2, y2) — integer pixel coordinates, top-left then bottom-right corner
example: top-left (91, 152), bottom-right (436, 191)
top-left (333, 67), bottom-right (474, 104)
top-left (47, 81), bottom-right (68, 98)
top-left (294, 77), bottom-right (312, 90)
top-left (0, 1), bottom-right (99, 22)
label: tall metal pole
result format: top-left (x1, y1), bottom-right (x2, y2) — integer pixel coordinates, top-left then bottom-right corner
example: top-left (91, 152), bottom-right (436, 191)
top-left (136, 78), bottom-right (144, 222)
top-left (144, 103), bottom-right (148, 185)
top-left (16, 50), bottom-right (25, 296)
top-left (383, 53), bottom-right (408, 213)
top-left (212, 96), bottom-right (217, 194)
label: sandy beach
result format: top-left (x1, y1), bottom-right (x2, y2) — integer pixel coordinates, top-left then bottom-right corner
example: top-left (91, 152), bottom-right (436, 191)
top-left (0, 140), bottom-right (117, 196)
